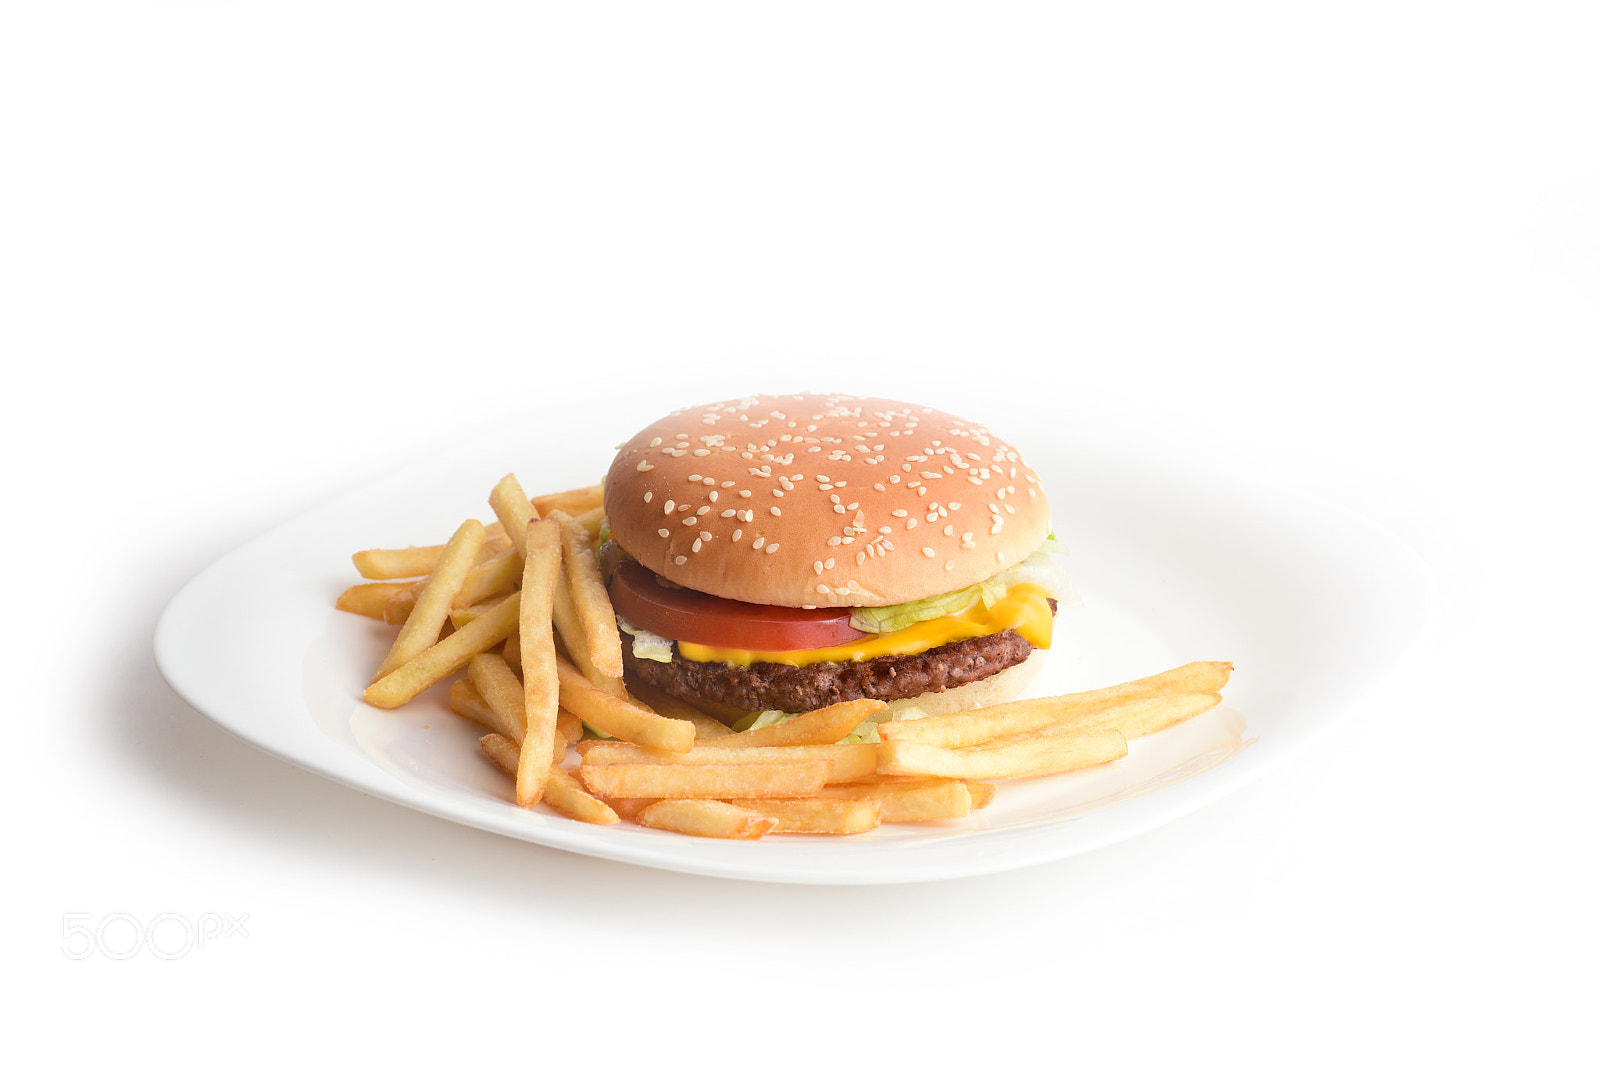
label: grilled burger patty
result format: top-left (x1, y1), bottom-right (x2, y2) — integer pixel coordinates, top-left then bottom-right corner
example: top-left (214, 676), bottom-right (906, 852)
top-left (626, 625), bottom-right (1043, 715)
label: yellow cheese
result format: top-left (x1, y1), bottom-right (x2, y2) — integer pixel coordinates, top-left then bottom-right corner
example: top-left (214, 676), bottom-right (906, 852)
top-left (676, 583), bottom-right (1054, 667)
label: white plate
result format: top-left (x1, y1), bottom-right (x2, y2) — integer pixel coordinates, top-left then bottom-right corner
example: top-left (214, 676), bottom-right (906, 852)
top-left (154, 425), bottom-right (1433, 884)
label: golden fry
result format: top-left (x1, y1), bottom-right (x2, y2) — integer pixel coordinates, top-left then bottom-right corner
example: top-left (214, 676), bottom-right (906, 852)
top-left (633, 799), bottom-right (777, 840)
top-left (365, 591), bottom-right (520, 709)
top-left (877, 728), bottom-right (1128, 780)
top-left (516, 518), bottom-right (562, 807)
top-left (466, 654), bottom-right (527, 744)
top-left (530, 483), bottom-right (604, 517)
top-left (818, 779), bottom-right (975, 822)
top-left (555, 657), bottom-right (695, 753)
top-left (371, 519), bottom-right (486, 682)
top-left (579, 740), bottom-right (877, 783)
top-left (621, 675), bottom-right (734, 739)
top-left (577, 760), bottom-right (831, 799)
top-left (335, 581), bottom-right (414, 620)
top-left (697, 699), bottom-right (886, 749)
top-left (488, 473), bottom-right (538, 559)
top-left (454, 546), bottom-right (521, 609)
top-left (550, 509), bottom-right (624, 680)
top-left (878, 662), bottom-right (1233, 748)
top-left (478, 735), bottom-right (615, 822)
top-left (730, 798), bottom-right (882, 835)
top-left (352, 544), bottom-right (443, 580)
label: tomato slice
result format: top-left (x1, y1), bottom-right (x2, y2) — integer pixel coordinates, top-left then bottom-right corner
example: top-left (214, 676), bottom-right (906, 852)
top-left (607, 559), bottom-right (866, 651)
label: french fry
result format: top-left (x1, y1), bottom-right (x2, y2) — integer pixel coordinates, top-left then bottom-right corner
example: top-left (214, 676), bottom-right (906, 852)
top-left (697, 698), bottom-right (886, 749)
top-left (478, 731), bottom-right (520, 775)
top-left (352, 544), bottom-right (445, 580)
top-left (516, 518), bottom-right (562, 807)
top-left (552, 577), bottom-right (627, 697)
top-left (335, 581), bottom-right (414, 620)
top-left (877, 728), bottom-right (1129, 780)
top-left (966, 781), bottom-right (998, 809)
top-left (451, 677), bottom-right (515, 738)
top-left (633, 799), bottom-right (777, 840)
top-left (623, 675), bottom-right (735, 739)
top-left (1081, 691), bottom-right (1222, 740)
top-left (578, 760), bottom-right (831, 799)
top-left (730, 798), bottom-right (882, 835)
top-left (364, 591), bottom-right (521, 709)
top-left (530, 483), bottom-right (604, 517)
top-left (383, 582), bottom-right (420, 625)
top-left (817, 779), bottom-right (975, 822)
top-left (572, 505), bottom-right (606, 540)
top-left (557, 709), bottom-right (585, 745)
top-left (371, 518), bottom-right (487, 682)
top-left (353, 533), bottom-right (511, 580)
top-left (579, 740), bottom-right (877, 783)
top-left (489, 473), bottom-right (539, 559)
top-left (541, 763), bottom-right (621, 825)
top-left (556, 657), bottom-right (695, 753)
top-left (878, 662), bottom-right (1233, 748)
top-left (478, 734), bottom-right (617, 824)
top-left (550, 509), bottom-right (624, 680)
top-left (466, 654), bottom-right (527, 744)
top-left (454, 546), bottom-right (522, 609)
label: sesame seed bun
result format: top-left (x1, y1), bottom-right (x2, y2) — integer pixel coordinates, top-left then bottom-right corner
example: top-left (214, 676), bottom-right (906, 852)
top-left (603, 394), bottom-right (1051, 608)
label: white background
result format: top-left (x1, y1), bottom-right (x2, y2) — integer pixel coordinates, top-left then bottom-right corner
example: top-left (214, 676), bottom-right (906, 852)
top-left (5, 2), bottom-right (1595, 1064)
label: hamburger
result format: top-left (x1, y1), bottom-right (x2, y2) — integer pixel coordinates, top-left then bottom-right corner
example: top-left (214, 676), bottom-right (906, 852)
top-left (600, 394), bottom-right (1074, 725)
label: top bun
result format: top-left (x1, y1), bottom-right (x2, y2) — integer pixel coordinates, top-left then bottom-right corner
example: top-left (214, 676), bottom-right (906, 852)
top-left (604, 394), bottom-right (1050, 608)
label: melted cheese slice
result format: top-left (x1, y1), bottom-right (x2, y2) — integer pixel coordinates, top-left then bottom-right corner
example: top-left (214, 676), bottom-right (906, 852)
top-left (676, 583), bottom-right (1054, 667)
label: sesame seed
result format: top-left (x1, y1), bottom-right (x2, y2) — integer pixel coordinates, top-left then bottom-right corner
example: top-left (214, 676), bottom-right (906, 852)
top-left (709, 490), bottom-right (719, 502)
top-left (732, 529), bottom-right (742, 541)
top-left (813, 561), bottom-right (824, 575)
top-left (663, 500), bottom-right (675, 515)
top-left (696, 505), bottom-right (711, 515)
top-left (658, 528), bottom-right (669, 538)
top-left (770, 507), bottom-right (782, 516)
top-left (644, 491), bottom-right (653, 503)
top-left (700, 532), bottom-right (712, 541)
top-left (921, 547), bottom-right (936, 558)
top-left (648, 437), bottom-right (662, 447)
top-left (945, 561), bottom-right (956, 571)
top-left (721, 509), bottom-right (736, 518)
top-left (824, 558), bottom-right (835, 569)
top-left (688, 473), bottom-right (702, 482)
top-left (752, 536), bottom-right (765, 549)
top-left (693, 449), bottom-right (710, 456)
top-left (636, 461), bottom-right (654, 472)
top-left (674, 555), bottom-right (687, 565)
top-left (906, 518), bottom-right (917, 529)
top-left (683, 517), bottom-right (698, 526)
top-left (891, 509), bottom-right (907, 517)
top-left (691, 540), bottom-right (703, 552)
top-left (765, 543), bottom-right (780, 554)
top-left (856, 551), bottom-right (866, 565)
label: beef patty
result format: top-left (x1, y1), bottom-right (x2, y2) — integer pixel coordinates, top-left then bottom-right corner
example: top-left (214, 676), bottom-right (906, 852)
top-left (626, 625), bottom-right (1043, 715)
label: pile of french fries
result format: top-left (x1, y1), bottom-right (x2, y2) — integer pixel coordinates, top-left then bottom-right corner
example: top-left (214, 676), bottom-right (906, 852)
top-left (337, 475), bottom-right (1233, 840)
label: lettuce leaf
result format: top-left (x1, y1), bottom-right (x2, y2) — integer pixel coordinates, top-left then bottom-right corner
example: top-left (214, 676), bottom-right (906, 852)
top-left (847, 544), bottom-right (1079, 634)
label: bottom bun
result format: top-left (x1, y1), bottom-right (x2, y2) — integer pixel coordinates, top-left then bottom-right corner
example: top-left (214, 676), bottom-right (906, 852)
top-left (877, 650), bottom-right (1048, 720)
